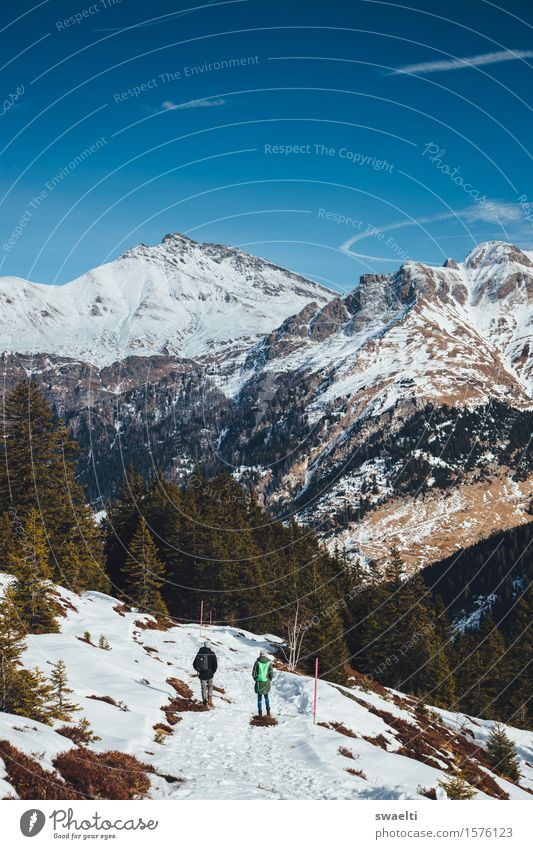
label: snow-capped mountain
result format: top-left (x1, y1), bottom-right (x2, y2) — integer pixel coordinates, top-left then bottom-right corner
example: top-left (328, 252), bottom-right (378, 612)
top-left (1, 238), bottom-right (532, 570)
top-left (1, 575), bottom-right (531, 800)
top-left (211, 241), bottom-right (533, 567)
top-left (230, 240), bottom-right (533, 408)
top-left (0, 233), bottom-right (332, 367)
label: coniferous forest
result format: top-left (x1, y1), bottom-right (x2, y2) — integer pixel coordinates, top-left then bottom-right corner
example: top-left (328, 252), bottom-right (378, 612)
top-left (0, 380), bottom-right (531, 730)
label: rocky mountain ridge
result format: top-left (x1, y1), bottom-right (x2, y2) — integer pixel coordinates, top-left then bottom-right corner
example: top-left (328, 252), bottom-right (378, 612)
top-left (1, 237), bottom-right (532, 571)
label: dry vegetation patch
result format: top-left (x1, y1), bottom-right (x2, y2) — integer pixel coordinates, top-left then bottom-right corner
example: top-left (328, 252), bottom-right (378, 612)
top-left (250, 715), bottom-right (278, 727)
top-left (0, 740), bottom-right (81, 800)
top-left (53, 749), bottom-right (153, 800)
top-left (346, 767), bottom-right (367, 779)
top-left (166, 678), bottom-right (193, 699)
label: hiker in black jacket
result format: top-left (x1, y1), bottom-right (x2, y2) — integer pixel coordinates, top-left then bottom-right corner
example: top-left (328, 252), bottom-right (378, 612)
top-left (193, 641), bottom-right (218, 707)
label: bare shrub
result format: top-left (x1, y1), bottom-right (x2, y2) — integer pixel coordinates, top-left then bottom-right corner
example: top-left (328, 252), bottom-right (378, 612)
top-left (338, 746), bottom-right (355, 759)
top-left (56, 719), bottom-right (100, 746)
top-left (346, 767), bottom-right (367, 779)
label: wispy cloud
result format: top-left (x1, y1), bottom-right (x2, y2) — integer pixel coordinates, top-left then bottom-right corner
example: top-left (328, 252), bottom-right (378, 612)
top-left (162, 97), bottom-right (226, 110)
top-left (462, 201), bottom-right (523, 224)
top-left (339, 202), bottom-right (527, 261)
top-left (390, 49), bottom-right (533, 76)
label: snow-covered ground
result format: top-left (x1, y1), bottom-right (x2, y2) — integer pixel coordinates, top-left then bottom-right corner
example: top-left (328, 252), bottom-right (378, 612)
top-left (0, 575), bottom-right (531, 801)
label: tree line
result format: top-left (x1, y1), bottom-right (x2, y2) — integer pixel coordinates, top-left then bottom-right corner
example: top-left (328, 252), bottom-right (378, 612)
top-left (0, 381), bottom-right (530, 731)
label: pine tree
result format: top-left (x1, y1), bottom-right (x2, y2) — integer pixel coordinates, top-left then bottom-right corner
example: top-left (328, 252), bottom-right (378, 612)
top-left (25, 666), bottom-right (55, 724)
top-left (486, 723), bottom-right (521, 783)
top-left (122, 517), bottom-right (168, 615)
top-left (0, 380), bottom-right (108, 594)
top-left (438, 758), bottom-right (477, 799)
top-left (0, 511), bottom-right (16, 571)
top-left (48, 659), bottom-right (80, 721)
top-left (0, 590), bottom-right (54, 722)
top-left (384, 546), bottom-right (405, 584)
top-left (0, 587), bottom-right (28, 712)
top-left (453, 617), bottom-right (508, 720)
top-left (9, 509), bottom-right (59, 634)
top-left (499, 587), bottom-right (533, 728)
top-left (104, 467), bottom-right (147, 592)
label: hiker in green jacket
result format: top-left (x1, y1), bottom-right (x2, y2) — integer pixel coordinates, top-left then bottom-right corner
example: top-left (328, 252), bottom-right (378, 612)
top-left (252, 649), bottom-right (273, 716)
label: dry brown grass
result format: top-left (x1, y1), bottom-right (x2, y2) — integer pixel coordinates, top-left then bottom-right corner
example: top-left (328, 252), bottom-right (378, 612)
top-left (317, 720), bottom-right (358, 738)
top-left (0, 740), bottom-right (82, 800)
top-left (338, 746), bottom-right (355, 759)
top-left (362, 733), bottom-right (389, 750)
top-left (418, 785), bottom-right (437, 799)
top-left (352, 470), bottom-right (533, 570)
top-left (86, 694), bottom-right (118, 707)
top-left (368, 705), bottom-right (512, 799)
top-left (166, 678), bottom-right (193, 699)
top-left (53, 749), bottom-right (153, 800)
top-left (346, 667), bottom-right (389, 697)
top-left (153, 722), bottom-right (173, 734)
top-left (134, 617), bottom-right (174, 631)
top-left (250, 715), bottom-right (278, 727)
top-left (346, 767), bottom-right (367, 779)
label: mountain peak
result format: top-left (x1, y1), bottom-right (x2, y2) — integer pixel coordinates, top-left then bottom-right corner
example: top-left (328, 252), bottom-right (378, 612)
top-left (464, 241), bottom-right (533, 269)
top-left (0, 234), bottom-right (332, 366)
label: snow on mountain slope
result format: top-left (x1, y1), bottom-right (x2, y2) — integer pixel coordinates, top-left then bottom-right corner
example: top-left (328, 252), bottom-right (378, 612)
top-left (212, 242), bottom-right (533, 566)
top-left (0, 575), bottom-right (531, 801)
top-left (0, 234), bottom-right (332, 367)
top-left (229, 241), bottom-right (533, 409)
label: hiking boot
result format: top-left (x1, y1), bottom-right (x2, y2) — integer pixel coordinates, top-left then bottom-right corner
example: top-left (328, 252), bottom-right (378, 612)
top-left (266, 707), bottom-right (271, 717)
top-left (258, 710), bottom-right (262, 717)
top-left (208, 698), bottom-right (213, 707)
top-left (203, 699), bottom-right (207, 707)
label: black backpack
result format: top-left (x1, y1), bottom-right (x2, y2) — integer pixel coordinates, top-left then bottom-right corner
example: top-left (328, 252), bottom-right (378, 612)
top-left (196, 652), bottom-right (209, 672)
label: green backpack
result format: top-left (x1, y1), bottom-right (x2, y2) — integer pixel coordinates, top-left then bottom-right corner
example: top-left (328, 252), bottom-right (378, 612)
top-left (256, 659), bottom-right (271, 682)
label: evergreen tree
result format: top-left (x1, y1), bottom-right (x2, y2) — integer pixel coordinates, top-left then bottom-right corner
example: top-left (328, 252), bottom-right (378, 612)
top-left (438, 758), bottom-right (477, 799)
top-left (0, 588), bottom-right (28, 713)
top-left (9, 509), bottom-right (59, 634)
top-left (48, 659), bottom-right (80, 721)
top-left (486, 723), bottom-right (521, 783)
top-left (299, 554), bottom-right (348, 684)
top-left (453, 616), bottom-right (508, 720)
top-left (499, 587), bottom-right (533, 728)
top-left (122, 517), bottom-right (168, 615)
top-left (103, 467), bottom-right (147, 592)
top-left (0, 511), bottom-right (16, 571)
top-left (384, 545), bottom-right (405, 584)
top-left (427, 596), bottom-right (457, 709)
top-left (26, 666), bottom-right (55, 724)
top-left (0, 381), bottom-right (108, 593)
top-left (0, 590), bottom-right (54, 722)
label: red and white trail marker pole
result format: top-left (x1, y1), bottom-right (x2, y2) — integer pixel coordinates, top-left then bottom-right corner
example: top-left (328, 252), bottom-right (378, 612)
top-left (200, 600), bottom-right (204, 636)
top-left (313, 657), bottom-right (319, 724)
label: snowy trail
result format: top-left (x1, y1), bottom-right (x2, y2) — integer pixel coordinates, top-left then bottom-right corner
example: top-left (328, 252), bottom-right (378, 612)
top-left (0, 579), bottom-right (531, 801)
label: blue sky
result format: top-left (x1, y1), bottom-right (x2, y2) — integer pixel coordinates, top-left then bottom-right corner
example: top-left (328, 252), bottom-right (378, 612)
top-left (1, 0), bottom-right (532, 293)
